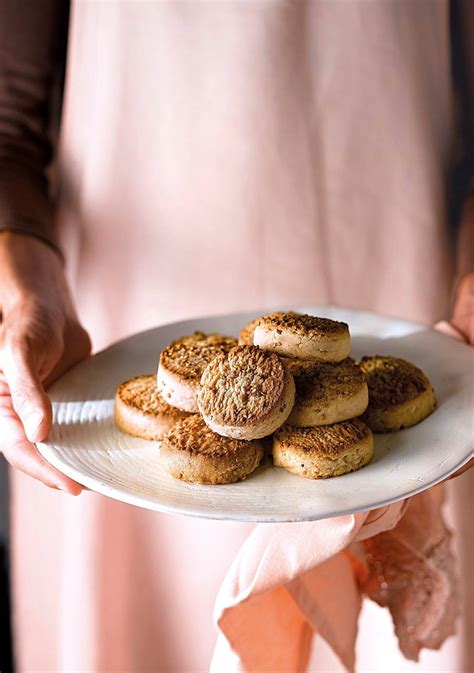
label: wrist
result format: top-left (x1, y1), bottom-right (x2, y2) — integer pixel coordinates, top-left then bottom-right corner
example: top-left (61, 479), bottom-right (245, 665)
top-left (0, 231), bottom-right (71, 314)
top-left (0, 228), bottom-right (63, 262)
top-left (453, 271), bottom-right (474, 302)
top-left (451, 272), bottom-right (474, 345)
top-left (0, 230), bottom-right (63, 262)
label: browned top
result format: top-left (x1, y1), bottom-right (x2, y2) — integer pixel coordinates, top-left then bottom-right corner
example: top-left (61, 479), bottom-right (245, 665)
top-left (283, 357), bottom-right (316, 375)
top-left (159, 332), bottom-right (237, 381)
top-left (289, 357), bottom-right (365, 406)
top-left (238, 318), bottom-right (262, 346)
top-left (116, 375), bottom-right (189, 420)
top-left (198, 345), bottom-right (288, 426)
top-left (359, 355), bottom-right (432, 409)
top-left (259, 312), bottom-right (349, 339)
top-left (162, 415), bottom-right (257, 457)
top-left (239, 312), bottom-right (299, 345)
top-left (275, 419), bottom-right (371, 456)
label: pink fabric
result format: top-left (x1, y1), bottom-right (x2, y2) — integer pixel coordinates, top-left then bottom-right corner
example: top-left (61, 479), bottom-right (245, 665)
top-left (10, 2), bottom-right (473, 671)
top-left (363, 487), bottom-right (457, 660)
top-left (212, 489), bottom-right (456, 673)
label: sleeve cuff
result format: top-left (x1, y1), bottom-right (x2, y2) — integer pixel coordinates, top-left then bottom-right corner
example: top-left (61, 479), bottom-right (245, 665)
top-left (0, 162), bottom-right (63, 258)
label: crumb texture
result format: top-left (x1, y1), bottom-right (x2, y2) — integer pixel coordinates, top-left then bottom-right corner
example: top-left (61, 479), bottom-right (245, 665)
top-left (360, 355), bottom-right (432, 408)
top-left (162, 415), bottom-right (257, 457)
top-left (238, 318), bottom-right (262, 345)
top-left (116, 375), bottom-right (184, 418)
top-left (275, 419), bottom-right (371, 456)
top-left (160, 332), bottom-right (237, 381)
top-left (198, 345), bottom-right (287, 425)
top-left (289, 358), bottom-right (365, 406)
top-left (239, 312), bottom-right (299, 345)
top-left (260, 312), bottom-right (348, 338)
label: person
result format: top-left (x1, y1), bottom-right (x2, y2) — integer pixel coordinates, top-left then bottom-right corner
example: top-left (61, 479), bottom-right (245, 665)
top-left (0, 1), bottom-right (472, 671)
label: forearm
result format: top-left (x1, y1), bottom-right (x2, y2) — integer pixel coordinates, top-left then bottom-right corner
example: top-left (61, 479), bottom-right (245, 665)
top-left (0, 0), bottom-right (69, 253)
top-left (454, 192), bottom-right (474, 285)
top-left (0, 231), bottom-right (89, 494)
top-left (0, 165), bottom-right (59, 255)
top-left (0, 232), bottom-right (69, 314)
top-left (452, 192), bottom-right (474, 343)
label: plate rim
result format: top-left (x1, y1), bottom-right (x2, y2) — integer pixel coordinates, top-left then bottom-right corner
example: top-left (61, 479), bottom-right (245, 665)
top-left (38, 306), bottom-right (474, 522)
top-left (37, 441), bottom-right (473, 522)
top-left (84, 304), bottom-right (472, 358)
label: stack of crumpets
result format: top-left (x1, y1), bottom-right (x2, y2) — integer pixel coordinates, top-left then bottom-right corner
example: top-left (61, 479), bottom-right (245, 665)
top-left (244, 312), bottom-right (373, 479)
top-left (115, 313), bottom-right (437, 484)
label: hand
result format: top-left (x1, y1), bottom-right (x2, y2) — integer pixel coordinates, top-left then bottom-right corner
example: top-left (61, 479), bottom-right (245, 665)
top-left (445, 271), bottom-right (474, 479)
top-left (0, 232), bottom-right (91, 494)
top-left (451, 271), bottom-right (474, 345)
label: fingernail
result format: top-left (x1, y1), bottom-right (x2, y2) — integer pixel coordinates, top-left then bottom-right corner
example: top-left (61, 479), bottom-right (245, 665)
top-left (25, 411), bottom-right (44, 441)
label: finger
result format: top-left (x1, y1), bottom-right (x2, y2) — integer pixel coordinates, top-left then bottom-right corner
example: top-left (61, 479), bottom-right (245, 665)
top-left (433, 320), bottom-right (467, 342)
top-left (452, 273), bottom-right (474, 345)
top-left (451, 314), bottom-right (474, 345)
top-left (0, 396), bottom-right (83, 494)
top-left (44, 322), bottom-right (92, 388)
top-left (0, 338), bottom-right (53, 442)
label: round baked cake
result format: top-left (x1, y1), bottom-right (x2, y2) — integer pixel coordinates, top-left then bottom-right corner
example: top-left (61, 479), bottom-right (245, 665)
top-left (160, 415), bottom-right (264, 484)
top-left (238, 312), bottom-right (299, 346)
top-left (359, 355), bottom-right (436, 432)
top-left (115, 375), bottom-right (190, 440)
top-left (198, 345), bottom-right (295, 440)
top-left (238, 317), bottom-right (262, 346)
top-left (286, 357), bottom-right (368, 426)
top-left (253, 312), bottom-right (350, 361)
top-left (157, 332), bottom-right (237, 412)
top-left (273, 419), bottom-right (374, 479)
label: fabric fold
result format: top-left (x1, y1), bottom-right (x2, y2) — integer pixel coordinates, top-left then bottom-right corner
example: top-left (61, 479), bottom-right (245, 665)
top-left (212, 490), bottom-right (456, 673)
top-left (362, 486), bottom-right (458, 661)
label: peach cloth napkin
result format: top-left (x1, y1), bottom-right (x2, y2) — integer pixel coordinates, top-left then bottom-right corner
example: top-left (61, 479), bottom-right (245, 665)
top-left (211, 487), bottom-right (457, 673)
top-left (211, 325), bottom-right (462, 673)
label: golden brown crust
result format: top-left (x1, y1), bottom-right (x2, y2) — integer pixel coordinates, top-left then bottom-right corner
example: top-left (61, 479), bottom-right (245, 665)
top-left (359, 355), bottom-right (437, 432)
top-left (160, 416), bottom-right (264, 484)
top-left (238, 318), bottom-right (262, 346)
top-left (116, 375), bottom-right (185, 420)
top-left (254, 312), bottom-right (350, 361)
top-left (159, 332), bottom-right (237, 383)
top-left (259, 312), bottom-right (349, 339)
top-left (238, 312), bottom-right (299, 346)
top-left (273, 419), bottom-right (374, 479)
top-left (198, 345), bottom-right (288, 427)
top-left (359, 355), bottom-right (432, 408)
top-left (286, 358), bottom-right (368, 426)
top-left (162, 415), bottom-right (255, 457)
top-left (282, 356), bottom-right (316, 375)
top-left (274, 419), bottom-right (371, 457)
top-left (115, 375), bottom-right (190, 440)
top-left (289, 357), bottom-right (365, 407)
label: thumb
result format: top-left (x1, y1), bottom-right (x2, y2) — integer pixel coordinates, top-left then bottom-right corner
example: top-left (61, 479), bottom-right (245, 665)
top-left (0, 337), bottom-right (52, 443)
top-left (433, 321), bottom-right (466, 342)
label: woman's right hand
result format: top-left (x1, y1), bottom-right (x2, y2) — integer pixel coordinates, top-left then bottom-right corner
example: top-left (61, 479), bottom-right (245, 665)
top-left (0, 232), bottom-right (91, 494)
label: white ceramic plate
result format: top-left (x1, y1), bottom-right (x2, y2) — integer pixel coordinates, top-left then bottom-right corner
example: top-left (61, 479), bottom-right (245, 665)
top-left (37, 307), bottom-right (473, 522)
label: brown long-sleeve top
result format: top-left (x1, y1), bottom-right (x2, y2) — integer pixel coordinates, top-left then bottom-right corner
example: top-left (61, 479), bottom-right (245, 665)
top-left (0, 0), bottom-right (69, 255)
top-left (0, 0), bottom-right (472, 274)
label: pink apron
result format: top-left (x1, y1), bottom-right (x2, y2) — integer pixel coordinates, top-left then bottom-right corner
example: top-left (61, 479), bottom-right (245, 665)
top-left (11, 2), bottom-right (472, 671)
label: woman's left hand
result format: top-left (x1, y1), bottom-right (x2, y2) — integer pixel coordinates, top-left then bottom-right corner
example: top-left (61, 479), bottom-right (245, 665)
top-left (445, 271), bottom-right (473, 479)
top-left (451, 271), bottom-right (474, 345)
